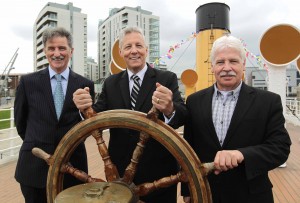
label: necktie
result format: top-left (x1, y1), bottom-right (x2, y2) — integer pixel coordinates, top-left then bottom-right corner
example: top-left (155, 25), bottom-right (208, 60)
top-left (131, 75), bottom-right (140, 110)
top-left (54, 74), bottom-right (64, 119)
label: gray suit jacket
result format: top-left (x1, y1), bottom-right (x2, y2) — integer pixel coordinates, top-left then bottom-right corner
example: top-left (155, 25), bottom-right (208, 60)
top-left (14, 67), bottom-right (94, 188)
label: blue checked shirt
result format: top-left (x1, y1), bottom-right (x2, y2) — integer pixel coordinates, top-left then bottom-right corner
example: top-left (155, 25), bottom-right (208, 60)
top-left (212, 82), bottom-right (242, 145)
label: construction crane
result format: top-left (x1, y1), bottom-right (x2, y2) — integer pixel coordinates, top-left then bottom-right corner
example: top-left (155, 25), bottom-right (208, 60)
top-left (0, 48), bottom-right (18, 100)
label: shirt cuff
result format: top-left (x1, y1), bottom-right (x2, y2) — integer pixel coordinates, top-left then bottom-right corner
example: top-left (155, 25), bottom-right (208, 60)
top-left (79, 110), bottom-right (85, 120)
top-left (164, 110), bottom-right (176, 123)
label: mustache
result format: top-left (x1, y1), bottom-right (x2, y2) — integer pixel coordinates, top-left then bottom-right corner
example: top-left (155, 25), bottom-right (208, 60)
top-left (219, 71), bottom-right (236, 77)
top-left (51, 56), bottom-right (64, 60)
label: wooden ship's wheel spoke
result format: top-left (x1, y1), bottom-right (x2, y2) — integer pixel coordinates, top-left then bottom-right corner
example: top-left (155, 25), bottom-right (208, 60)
top-left (32, 148), bottom-right (105, 183)
top-left (90, 128), bottom-right (119, 182)
top-left (122, 131), bottom-right (149, 185)
top-left (32, 106), bottom-right (215, 203)
top-left (134, 171), bottom-right (188, 197)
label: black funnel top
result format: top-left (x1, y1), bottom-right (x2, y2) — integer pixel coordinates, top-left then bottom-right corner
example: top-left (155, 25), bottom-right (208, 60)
top-left (196, 2), bottom-right (230, 32)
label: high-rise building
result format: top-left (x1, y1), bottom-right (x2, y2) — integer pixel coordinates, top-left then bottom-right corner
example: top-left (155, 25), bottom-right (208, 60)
top-left (86, 57), bottom-right (99, 82)
top-left (33, 2), bottom-right (87, 76)
top-left (98, 6), bottom-right (160, 79)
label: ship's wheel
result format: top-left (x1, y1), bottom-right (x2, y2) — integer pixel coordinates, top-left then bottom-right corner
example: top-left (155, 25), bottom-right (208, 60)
top-left (32, 107), bottom-right (214, 203)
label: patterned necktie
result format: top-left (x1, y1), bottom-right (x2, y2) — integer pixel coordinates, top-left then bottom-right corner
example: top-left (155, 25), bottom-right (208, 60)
top-left (54, 74), bottom-right (64, 119)
top-left (131, 75), bottom-right (140, 110)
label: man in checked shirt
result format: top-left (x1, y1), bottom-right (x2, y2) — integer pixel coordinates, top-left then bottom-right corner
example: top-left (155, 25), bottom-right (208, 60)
top-left (182, 35), bottom-right (291, 203)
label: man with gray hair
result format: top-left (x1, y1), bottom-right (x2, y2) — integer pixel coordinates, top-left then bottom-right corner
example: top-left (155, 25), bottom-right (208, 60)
top-left (14, 27), bottom-right (94, 203)
top-left (182, 35), bottom-right (291, 203)
top-left (73, 26), bottom-right (187, 202)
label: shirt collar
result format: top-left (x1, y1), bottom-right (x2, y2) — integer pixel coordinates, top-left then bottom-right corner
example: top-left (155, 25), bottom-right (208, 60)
top-left (214, 81), bottom-right (242, 98)
top-left (127, 64), bottom-right (147, 81)
top-left (49, 67), bottom-right (70, 81)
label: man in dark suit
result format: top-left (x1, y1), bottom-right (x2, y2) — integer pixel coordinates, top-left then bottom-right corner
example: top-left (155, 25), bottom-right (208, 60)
top-left (182, 35), bottom-right (291, 203)
top-left (14, 27), bottom-right (94, 203)
top-left (73, 26), bottom-right (187, 202)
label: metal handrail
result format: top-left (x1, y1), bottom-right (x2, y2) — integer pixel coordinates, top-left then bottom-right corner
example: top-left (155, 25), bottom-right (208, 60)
top-left (0, 99), bottom-right (299, 162)
top-left (286, 99), bottom-right (300, 118)
top-left (0, 107), bottom-right (19, 161)
top-left (0, 136), bottom-right (20, 142)
top-left (0, 145), bottom-right (21, 153)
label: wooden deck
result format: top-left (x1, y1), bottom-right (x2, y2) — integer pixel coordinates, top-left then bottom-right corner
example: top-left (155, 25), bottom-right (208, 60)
top-left (0, 123), bottom-right (299, 203)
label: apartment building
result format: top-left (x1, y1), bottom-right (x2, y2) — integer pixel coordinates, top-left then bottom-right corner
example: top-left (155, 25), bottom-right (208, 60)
top-left (33, 2), bottom-right (87, 76)
top-left (98, 6), bottom-right (160, 79)
top-left (86, 57), bottom-right (99, 82)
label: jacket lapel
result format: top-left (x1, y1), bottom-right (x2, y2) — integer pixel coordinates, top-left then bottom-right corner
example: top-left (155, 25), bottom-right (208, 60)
top-left (134, 66), bottom-right (155, 111)
top-left (203, 86), bottom-right (221, 147)
top-left (223, 83), bottom-right (255, 146)
top-left (119, 71), bottom-right (131, 109)
top-left (39, 68), bottom-right (57, 119)
top-left (62, 70), bottom-right (77, 118)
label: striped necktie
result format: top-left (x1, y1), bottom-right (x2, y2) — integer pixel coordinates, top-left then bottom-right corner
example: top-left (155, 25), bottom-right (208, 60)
top-left (131, 75), bottom-right (140, 110)
top-left (54, 74), bottom-right (64, 119)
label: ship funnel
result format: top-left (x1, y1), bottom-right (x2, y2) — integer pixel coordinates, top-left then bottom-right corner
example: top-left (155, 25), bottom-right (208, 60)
top-left (259, 24), bottom-right (300, 114)
top-left (195, 2), bottom-right (230, 91)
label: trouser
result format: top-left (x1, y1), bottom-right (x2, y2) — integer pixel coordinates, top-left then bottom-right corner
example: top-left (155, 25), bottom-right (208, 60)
top-left (20, 184), bottom-right (47, 203)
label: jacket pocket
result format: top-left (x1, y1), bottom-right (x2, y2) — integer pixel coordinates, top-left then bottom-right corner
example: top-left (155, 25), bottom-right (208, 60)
top-left (248, 174), bottom-right (273, 194)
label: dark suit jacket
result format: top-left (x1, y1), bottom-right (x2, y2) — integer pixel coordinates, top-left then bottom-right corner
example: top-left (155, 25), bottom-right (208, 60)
top-left (182, 83), bottom-right (291, 203)
top-left (92, 64), bottom-right (187, 202)
top-left (14, 68), bottom-right (94, 189)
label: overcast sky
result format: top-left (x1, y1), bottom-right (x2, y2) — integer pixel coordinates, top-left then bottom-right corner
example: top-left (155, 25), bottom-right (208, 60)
top-left (1, 0), bottom-right (299, 75)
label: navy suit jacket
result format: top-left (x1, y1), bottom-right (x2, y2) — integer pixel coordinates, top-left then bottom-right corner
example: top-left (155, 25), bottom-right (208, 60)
top-left (92, 64), bottom-right (187, 202)
top-left (182, 83), bottom-right (291, 203)
top-left (14, 67), bottom-right (94, 189)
